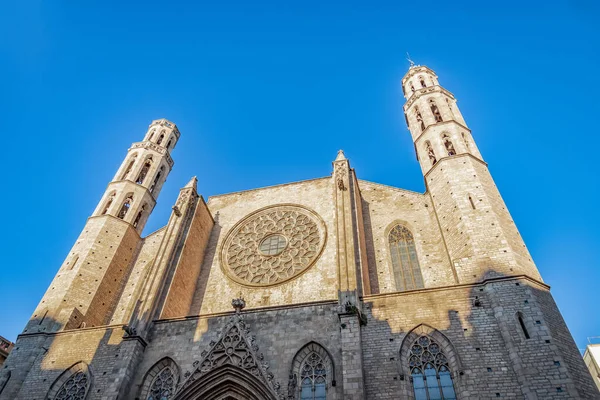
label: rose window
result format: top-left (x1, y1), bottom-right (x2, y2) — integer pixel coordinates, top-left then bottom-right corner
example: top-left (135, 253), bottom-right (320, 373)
top-left (221, 205), bottom-right (326, 286)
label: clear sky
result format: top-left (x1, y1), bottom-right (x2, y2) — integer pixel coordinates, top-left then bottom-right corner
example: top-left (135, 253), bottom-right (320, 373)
top-left (1, 1), bottom-right (598, 350)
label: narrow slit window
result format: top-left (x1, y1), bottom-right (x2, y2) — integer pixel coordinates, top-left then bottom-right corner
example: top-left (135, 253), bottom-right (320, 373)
top-left (468, 195), bottom-right (476, 210)
top-left (150, 166), bottom-right (164, 193)
top-left (118, 195), bottom-right (133, 219)
top-left (133, 204), bottom-right (146, 229)
top-left (518, 313), bottom-right (530, 339)
top-left (136, 157), bottom-right (152, 185)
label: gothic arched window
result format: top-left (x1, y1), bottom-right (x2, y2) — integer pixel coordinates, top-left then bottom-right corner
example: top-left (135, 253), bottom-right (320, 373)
top-left (46, 362), bottom-right (91, 400)
top-left (442, 134), bottom-right (456, 156)
top-left (291, 342), bottom-right (333, 400)
top-left (415, 106), bottom-right (426, 132)
top-left (157, 131), bottom-right (165, 145)
top-left (133, 203), bottom-right (147, 228)
top-left (136, 157), bottom-right (153, 184)
top-left (389, 225), bottom-right (424, 291)
top-left (118, 194), bottom-right (133, 219)
top-left (139, 358), bottom-right (180, 400)
top-left (430, 99), bottom-right (443, 122)
top-left (409, 335), bottom-right (457, 400)
top-left (425, 141), bottom-right (437, 166)
top-left (147, 129), bottom-right (155, 141)
top-left (461, 132), bottom-right (470, 151)
top-left (102, 192), bottom-right (116, 215)
top-left (121, 154), bottom-right (137, 180)
top-left (420, 76), bottom-right (427, 88)
top-left (150, 166), bottom-right (164, 193)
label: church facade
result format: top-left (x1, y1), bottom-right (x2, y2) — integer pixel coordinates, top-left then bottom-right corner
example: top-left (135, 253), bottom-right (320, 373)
top-left (1, 65), bottom-right (598, 400)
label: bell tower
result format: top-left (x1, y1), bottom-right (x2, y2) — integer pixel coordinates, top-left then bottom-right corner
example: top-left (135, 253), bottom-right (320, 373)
top-left (25, 119), bottom-right (179, 333)
top-left (402, 65), bottom-right (540, 283)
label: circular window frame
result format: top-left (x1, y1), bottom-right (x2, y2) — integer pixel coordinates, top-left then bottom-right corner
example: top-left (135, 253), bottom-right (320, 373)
top-left (219, 204), bottom-right (327, 287)
top-left (258, 234), bottom-right (288, 257)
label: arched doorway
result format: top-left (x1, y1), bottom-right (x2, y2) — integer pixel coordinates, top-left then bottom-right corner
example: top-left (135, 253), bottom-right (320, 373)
top-left (174, 365), bottom-right (278, 400)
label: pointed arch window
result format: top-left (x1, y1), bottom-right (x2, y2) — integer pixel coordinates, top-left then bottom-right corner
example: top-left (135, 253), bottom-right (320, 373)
top-left (420, 76), bottom-right (427, 88)
top-left (415, 106), bottom-right (426, 132)
top-left (446, 98), bottom-right (454, 118)
top-left (425, 141), bottom-right (437, 166)
top-left (430, 99), bottom-right (443, 122)
top-left (157, 130), bottom-right (165, 145)
top-left (136, 157), bottom-right (153, 184)
top-left (47, 362), bottom-right (91, 400)
top-left (102, 192), bottom-right (116, 215)
top-left (410, 83), bottom-right (416, 93)
top-left (442, 134), bottom-right (456, 156)
top-left (291, 343), bottom-right (333, 400)
top-left (121, 154), bottom-right (137, 180)
top-left (409, 336), bottom-right (457, 400)
top-left (118, 195), bottom-right (133, 219)
top-left (150, 166), bottom-right (164, 193)
top-left (133, 203), bottom-right (147, 229)
top-left (139, 358), bottom-right (180, 400)
top-left (147, 129), bottom-right (156, 141)
top-left (461, 132), bottom-right (470, 151)
top-left (389, 225), bottom-right (424, 291)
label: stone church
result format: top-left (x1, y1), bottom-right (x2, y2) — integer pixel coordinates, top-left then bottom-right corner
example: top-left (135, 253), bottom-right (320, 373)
top-left (1, 64), bottom-right (598, 400)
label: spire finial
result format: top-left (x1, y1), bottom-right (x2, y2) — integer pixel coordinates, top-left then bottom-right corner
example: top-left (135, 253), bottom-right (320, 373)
top-left (406, 52), bottom-right (415, 68)
top-left (335, 149), bottom-right (347, 161)
top-left (184, 176), bottom-right (198, 190)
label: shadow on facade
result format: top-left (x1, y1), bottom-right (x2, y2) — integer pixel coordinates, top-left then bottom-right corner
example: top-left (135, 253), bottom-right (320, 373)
top-left (361, 268), bottom-right (599, 399)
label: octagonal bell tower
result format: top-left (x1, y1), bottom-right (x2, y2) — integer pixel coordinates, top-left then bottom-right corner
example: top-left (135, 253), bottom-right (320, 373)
top-left (402, 64), bottom-right (540, 283)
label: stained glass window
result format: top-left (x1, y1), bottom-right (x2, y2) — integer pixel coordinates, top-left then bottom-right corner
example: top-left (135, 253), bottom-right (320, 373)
top-left (53, 371), bottom-right (89, 400)
top-left (389, 225), bottom-right (424, 291)
top-left (300, 352), bottom-right (327, 400)
top-left (147, 366), bottom-right (176, 400)
top-left (409, 336), bottom-right (457, 400)
top-left (259, 234), bottom-right (287, 256)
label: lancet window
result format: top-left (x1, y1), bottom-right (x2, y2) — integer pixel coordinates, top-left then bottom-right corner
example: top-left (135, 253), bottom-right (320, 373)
top-left (389, 225), bottom-right (424, 291)
top-left (430, 99), bottom-right (443, 122)
top-left (147, 129), bottom-right (155, 141)
top-left (415, 106), bottom-right (426, 132)
top-left (117, 194), bottom-right (133, 219)
top-left (425, 141), bottom-right (437, 165)
top-left (139, 358), bottom-right (180, 400)
top-left (409, 335), bottom-right (457, 400)
top-left (133, 203), bottom-right (146, 228)
top-left (157, 131), bottom-right (165, 145)
top-left (121, 154), bottom-right (137, 180)
top-left (420, 76), bottom-right (427, 88)
top-left (136, 157), bottom-right (153, 184)
top-left (442, 134), bottom-right (456, 156)
top-left (461, 132), bottom-right (470, 151)
top-left (102, 192), bottom-right (116, 215)
top-left (291, 343), bottom-right (333, 400)
top-left (150, 166), bottom-right (164, 193)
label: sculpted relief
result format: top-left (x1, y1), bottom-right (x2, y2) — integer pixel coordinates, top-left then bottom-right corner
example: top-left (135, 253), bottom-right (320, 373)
top-left (221, 205), bottom-right (326, 286)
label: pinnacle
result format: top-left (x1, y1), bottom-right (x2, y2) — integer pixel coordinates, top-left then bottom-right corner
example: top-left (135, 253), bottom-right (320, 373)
top-left (335, 149), bottom-right (347, 161)
top-left (184, 176), bottom-right (198, 191)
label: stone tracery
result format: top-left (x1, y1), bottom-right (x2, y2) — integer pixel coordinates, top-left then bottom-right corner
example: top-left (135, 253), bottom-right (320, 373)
top-left (221, 205), bottom-right (326, 286)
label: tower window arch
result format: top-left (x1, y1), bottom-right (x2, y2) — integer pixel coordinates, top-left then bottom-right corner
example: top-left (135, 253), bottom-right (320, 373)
top-left (138, 357), bottom-right (180, 400)
top-left (420, 76), bottom-right (427, 88)
top-left (446, 98), bottom-right (454, 118)
top-left (101, 192), bottom-right (116, 215)
top-left (442, 133), bottom-right (456, 156)
top-left (136, 157), bottom-right (153, 185)
top-left (389, 225), bottom-right (424, 291)
top-left (461, 132), bottom-right (470, 151)
top-left (150, 166), bottom-right (165, 193)
top-left (118, 194), bottom-right (133, 219)
top-left (409, 335), bottom-right (457, 400)
top-left (121, 154), bottom-right (138, 180)
top-left (290, 342), bottom-right (334, 400)
top-left (415, 106), bottom-right (426, 132)
top-left (425, 141), bottom-right (437, 166)
top-left (166, 138), bottom-right (172, 150)
top-left (157, 130), bottom-right (166, 145)
top-left (410, 83), bottom-right (416, 93)
top-left (147, 129), bottom-right (156, 141)
top-left (429, 99), bottom-right (443, 123)
top-left (133, 203), bottom-right (147, 229)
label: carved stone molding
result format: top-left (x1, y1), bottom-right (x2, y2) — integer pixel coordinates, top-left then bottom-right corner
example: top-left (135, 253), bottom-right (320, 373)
top-left (220, 204), bottom-right (327, 287)
top-left (130, 141), bottom-right (174, 167)
top-left (177, 313), bottom-right (284, 399)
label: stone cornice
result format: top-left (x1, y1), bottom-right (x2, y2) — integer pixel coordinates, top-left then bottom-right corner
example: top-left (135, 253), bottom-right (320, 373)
top-left (412, 120), bottom-right (471, 145)
top-left (130, 141), bottom-right (174, 168)
top-left (423, 153), bottom-right (488, 182)
top-left (105, 179), bottom-right (160, 204)
top-left (149, 118), bottom-right (180, 139)
top-left (401, 65), bottom-right (437, 84)
top-left (404, 85), bottom-right (456, 110)
top-left (362, 274), bottom-right (550, 302)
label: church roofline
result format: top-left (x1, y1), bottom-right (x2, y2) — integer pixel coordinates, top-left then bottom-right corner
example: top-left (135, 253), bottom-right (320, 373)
top-left (207, 176), bottom-right (332, 200)
top-left (357, 179), bottom-right (426, 197)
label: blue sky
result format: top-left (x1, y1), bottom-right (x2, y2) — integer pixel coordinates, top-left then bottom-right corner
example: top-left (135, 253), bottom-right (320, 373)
top-left (1, 1), bottom-right (598, 350)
